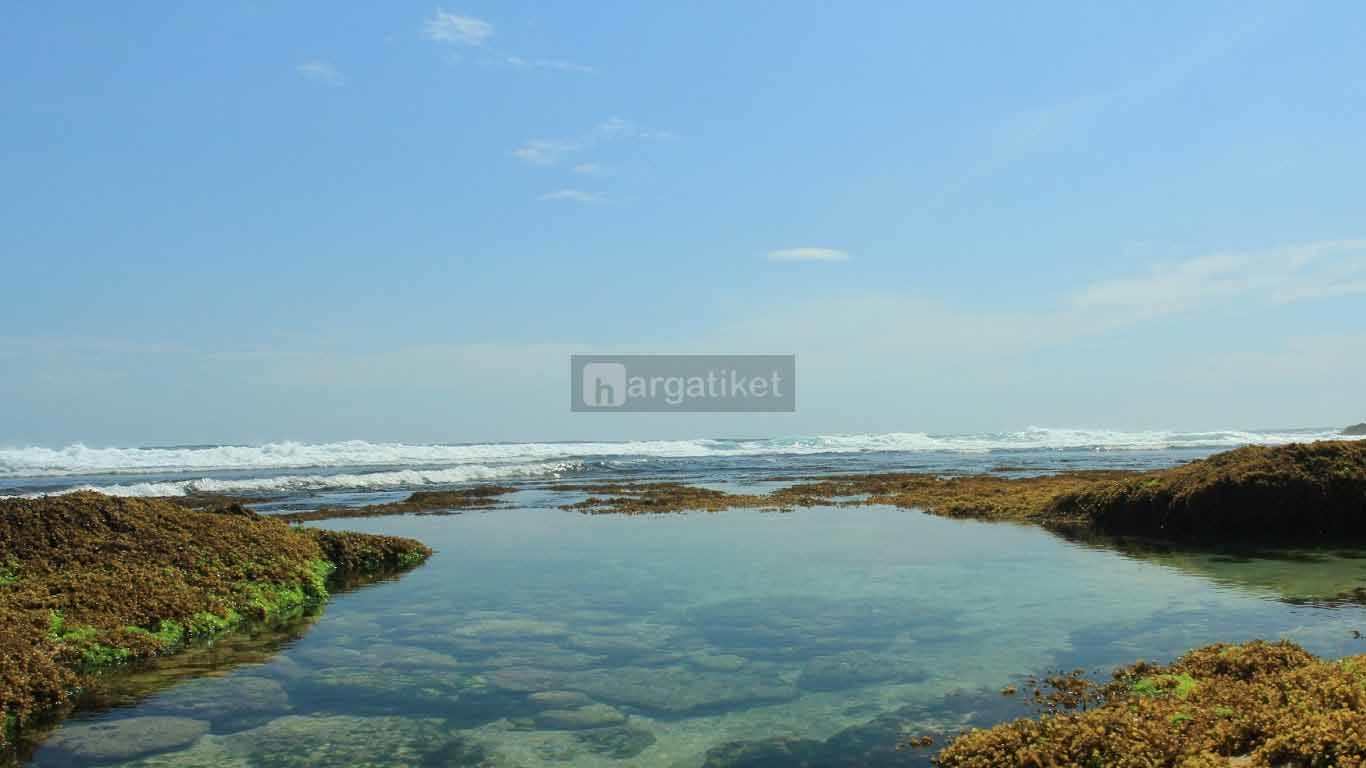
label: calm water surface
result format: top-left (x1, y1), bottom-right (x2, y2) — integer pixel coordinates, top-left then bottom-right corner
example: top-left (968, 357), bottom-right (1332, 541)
top-left (22, 493), bottom-right (1366, 767)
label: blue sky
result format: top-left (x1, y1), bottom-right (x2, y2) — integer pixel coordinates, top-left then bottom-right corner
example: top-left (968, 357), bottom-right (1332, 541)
top-left (2, 1), bottom-right (1364, 445)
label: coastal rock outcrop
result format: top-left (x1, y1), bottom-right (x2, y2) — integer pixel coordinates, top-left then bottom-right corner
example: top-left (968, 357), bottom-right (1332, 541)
top-left (0, 492), bottom-right (432, 751)
top-left (936, 641), bottom-right (1366, 768)
top-left (1046, 440), bottom-right (1366, 540)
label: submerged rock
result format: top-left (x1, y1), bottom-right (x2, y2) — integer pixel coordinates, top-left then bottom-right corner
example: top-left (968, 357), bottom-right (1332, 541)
top-left (223, 714), bottom-right (466, 768)
top-left (566, 665), bottom-right (798, 714)
top-left (149, 676), bottom-right (290, 733)
top-left (487, 666), bottom-right (566, 693)
top-left (534, 703), bottom-right (628, 730)
top-left (688, 596), bottom-right (912, 657)
top-left (288, 646), bottom-right (375, 668)
top-left (575, 724), bottom-right (657, 758)
top-left (527, 690), bottom-right (594, 708)
top-left (798, 650), bottom-right (929, 691)
top-left (687, 652), bottom-right (748, 672)
top-left (114, 737), bottom-right (252, 768)
top-left (367, 643), bottom-right (461, 671)
top-left (485, 645), bottom-right (605, 671)
top-left (454, 617), bottom-right (570, 640)
top-left (702, 706), bottom-right (937, 767)
top-left (291, 667), bottom-right (479, 713)
top-left (42, 716), bottom-right (210, 763)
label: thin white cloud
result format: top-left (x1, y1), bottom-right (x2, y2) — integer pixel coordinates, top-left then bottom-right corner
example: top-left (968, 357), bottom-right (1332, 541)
top-left (594, 117), bottom-right (636, 139)
top-left (512, 118), bottom-right (671, 167)
top-left (505, 56), bottom-right (593, 74)
top-left (424, 10), bottom-right (493, 45)
top-left (593, 117), bottom-right (674, 141)
top-left (767, 248), bottom-right (851, 263)
top-left (539, 189), bottom-right (599, 203)
top-left (1072, 239), bottom-right (1366, 316)
top-left (1072, 252), bottom-right (1249, 314)
top-left (512, 139), bottom-right (578, 166)
top-left (296, 60), bottom-right (343, 87)
top-left (572, 163), bottom-right (605, 175)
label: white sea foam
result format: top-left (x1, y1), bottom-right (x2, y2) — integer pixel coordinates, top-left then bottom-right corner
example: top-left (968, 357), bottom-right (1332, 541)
top-left (0, 428), bottom-right (1354, 479)
top-left (18, 461), bottom-right (583, 498)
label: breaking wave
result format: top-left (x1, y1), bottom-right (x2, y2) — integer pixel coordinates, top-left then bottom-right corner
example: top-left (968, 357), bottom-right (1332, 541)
top-left (0, 428), bottom-right (1352, 479)
top-left (15, 460), bottom-right (584, 498)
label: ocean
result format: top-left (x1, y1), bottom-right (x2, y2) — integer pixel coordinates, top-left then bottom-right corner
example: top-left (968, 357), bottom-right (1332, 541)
top-left (0, 427), bottom-right (1351, 501)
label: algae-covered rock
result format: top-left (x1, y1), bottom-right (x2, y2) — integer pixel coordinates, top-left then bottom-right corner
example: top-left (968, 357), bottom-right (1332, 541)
top-left (566, 665), bottom-right (798, 714)
top-left (0, 491), bottom-right (431, 752)
top-left (936, 641), bottom-right (1366, 768)
top-left (534, 703), bottom-right (628, 730)
top-left (42, 716), bottom-right (209, 762)
top-left (1047, 440), bottom-right (1366, 541)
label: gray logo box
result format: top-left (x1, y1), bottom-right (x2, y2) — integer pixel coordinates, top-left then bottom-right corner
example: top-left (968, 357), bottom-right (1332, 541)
top-left (571, 354), bottom-right (796, 412)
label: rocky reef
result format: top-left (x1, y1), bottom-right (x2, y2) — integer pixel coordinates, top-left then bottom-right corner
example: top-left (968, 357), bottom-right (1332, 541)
top-left (561, 441), bottom-right (1366, 545)
top-left (554, 473), bottom-right (1129, 519)
top-left (276, 485), bottom-right (517, 523)
top-left (934, 640), bottom-right (1366, 767)
top-left (0, 492), bottom-right (431, 751)
top-left (1047, 440), bottom-right (1366, 541)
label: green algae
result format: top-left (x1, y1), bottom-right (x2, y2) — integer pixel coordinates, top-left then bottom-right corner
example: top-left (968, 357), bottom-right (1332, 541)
top-left (125, 620), bottom-right (187, 649)
top-left (48, 612), bottom-right (138, 669)
top-left (0, 558), bottom-right (18, 586)
top-left (239, 559), bottom-right (334, 620)
top-left (397, 551), bottom-right (428, 568)
top-left (1133, 673), bottom-right (1198, 699)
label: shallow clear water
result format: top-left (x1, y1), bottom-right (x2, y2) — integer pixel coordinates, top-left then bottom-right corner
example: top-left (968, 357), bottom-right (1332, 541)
top-left (23, 498), bottom-right (1366, 767)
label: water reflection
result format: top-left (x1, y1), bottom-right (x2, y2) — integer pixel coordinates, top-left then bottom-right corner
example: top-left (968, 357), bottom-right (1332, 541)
top-left (1063, 530), bottom-right (1366, 607)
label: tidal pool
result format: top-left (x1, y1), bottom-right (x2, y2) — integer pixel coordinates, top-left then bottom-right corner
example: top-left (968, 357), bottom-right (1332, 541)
top-left (23, 502), bottom-right (1366, 767)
